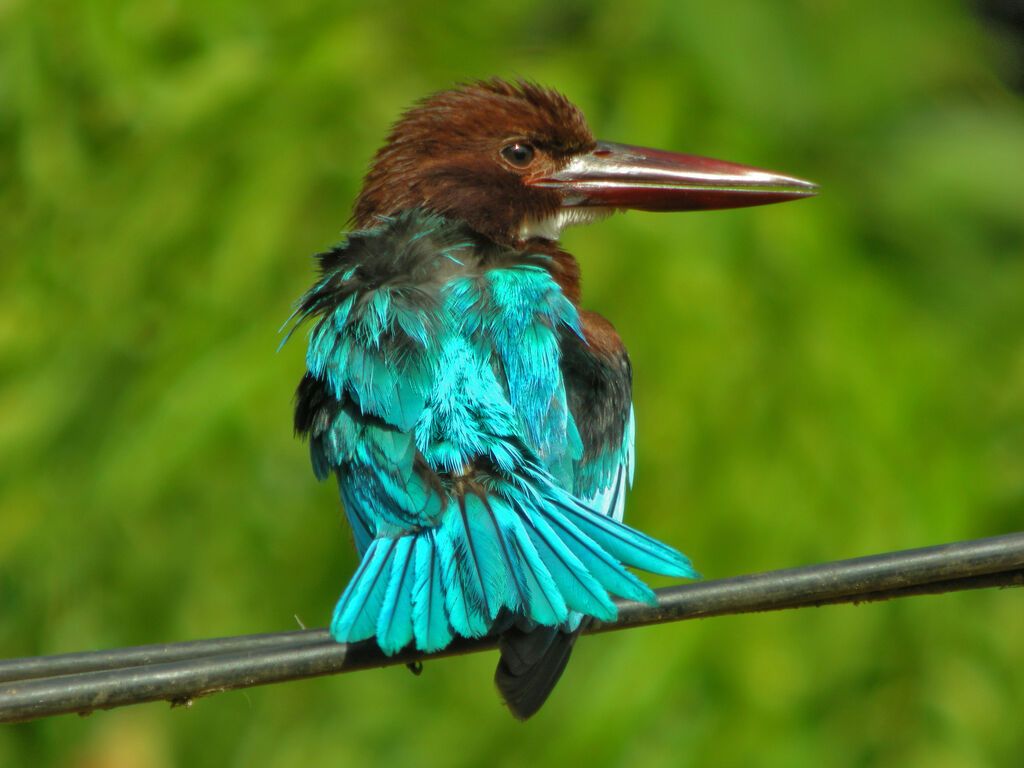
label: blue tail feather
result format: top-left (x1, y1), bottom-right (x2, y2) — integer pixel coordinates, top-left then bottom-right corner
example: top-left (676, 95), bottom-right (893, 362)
top-left (331, 538), bottom-right (395, 643)
top-left (523, 509), bottom-right (619, 620)
top-left (484, 499), bottom-right (534, 614)
top-left (411, 534), bottom-right (453, 652)
top-left (330, 490), bottom-right (693, 652)
top-left (458, 494), bottom-right (513, 620)
top-left (435, 518), bottom-right (490, 638)
top-left (544, 511), bottom-right (657, 605)
top-left (506, 525), bottom-right (568, 626)
top-left (557, 498), bottom-right (700, 580)
top-left (377, 536), bottom-right (416, 653)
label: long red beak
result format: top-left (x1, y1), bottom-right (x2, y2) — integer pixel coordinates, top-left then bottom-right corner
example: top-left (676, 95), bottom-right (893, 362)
top-left (529, 140), bottom-right (817, 211)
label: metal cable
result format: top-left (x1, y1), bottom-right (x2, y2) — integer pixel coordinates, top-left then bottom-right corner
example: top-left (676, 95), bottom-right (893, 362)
top-left (2, 532), bottom-right (1021, 724)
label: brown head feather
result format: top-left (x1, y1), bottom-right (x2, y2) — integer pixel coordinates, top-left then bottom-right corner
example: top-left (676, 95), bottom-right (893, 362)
top-left (354, 79), bottom-right (596, 245)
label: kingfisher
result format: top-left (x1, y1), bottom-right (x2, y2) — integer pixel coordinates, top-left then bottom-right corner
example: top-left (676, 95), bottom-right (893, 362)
top-left (290, 79), bottom-right (816, 719)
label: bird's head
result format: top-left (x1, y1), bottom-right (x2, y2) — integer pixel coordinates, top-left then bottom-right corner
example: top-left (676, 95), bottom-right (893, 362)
top-left (354, 79), bottom-right (816, 246)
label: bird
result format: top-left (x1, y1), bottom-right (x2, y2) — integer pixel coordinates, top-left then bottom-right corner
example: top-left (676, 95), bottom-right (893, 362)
top-left (289, 79), bottom-right (816, 719)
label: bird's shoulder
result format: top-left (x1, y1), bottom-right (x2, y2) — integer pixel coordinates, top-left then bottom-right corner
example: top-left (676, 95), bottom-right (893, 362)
top-left (291, 210), bottom-right (584, 462)
top-left (295, 209), bottom-right (577, 324)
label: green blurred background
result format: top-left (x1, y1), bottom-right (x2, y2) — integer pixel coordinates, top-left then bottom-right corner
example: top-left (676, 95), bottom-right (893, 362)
top-left (3, 0), bottom-right (1024, 765)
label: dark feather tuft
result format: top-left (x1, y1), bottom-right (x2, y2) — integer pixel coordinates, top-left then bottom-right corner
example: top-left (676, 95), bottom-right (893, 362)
top-left (495, 623), bottom-right (586, 720)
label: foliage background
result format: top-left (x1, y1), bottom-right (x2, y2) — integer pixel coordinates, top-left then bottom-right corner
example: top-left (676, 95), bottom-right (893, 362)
top-left (2, 0), bottom-right (1023, 765)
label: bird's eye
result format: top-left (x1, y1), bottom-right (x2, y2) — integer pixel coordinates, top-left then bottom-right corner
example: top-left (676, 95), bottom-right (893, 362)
top-left (501, 142), bottom-right (536, 168)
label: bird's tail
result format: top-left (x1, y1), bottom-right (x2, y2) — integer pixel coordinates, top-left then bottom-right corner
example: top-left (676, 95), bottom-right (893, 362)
top-left (330, 488), bottom-right (696, 655)
top-left (494, 621), bottom-right (585, 720)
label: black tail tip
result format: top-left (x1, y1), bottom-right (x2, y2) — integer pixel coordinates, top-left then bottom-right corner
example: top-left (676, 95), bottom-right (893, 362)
top-left (494, 626), bottom-right (581, 721)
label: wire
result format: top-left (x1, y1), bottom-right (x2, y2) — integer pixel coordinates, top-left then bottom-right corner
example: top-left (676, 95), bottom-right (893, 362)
top-left (2, 532), bottom-right (1021, 724)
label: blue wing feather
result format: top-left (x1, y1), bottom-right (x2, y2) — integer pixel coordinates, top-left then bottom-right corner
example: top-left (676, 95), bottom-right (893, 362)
top-left (292, 210), bottom-right (694, 659)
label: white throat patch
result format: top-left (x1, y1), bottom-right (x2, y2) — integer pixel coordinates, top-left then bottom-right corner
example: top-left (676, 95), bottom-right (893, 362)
top-left (518, 206), bottom-right (615, 242)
